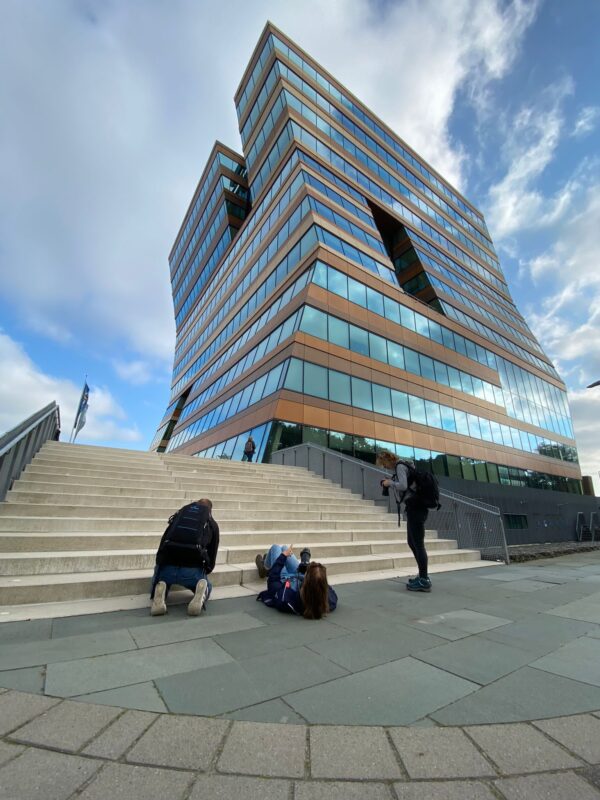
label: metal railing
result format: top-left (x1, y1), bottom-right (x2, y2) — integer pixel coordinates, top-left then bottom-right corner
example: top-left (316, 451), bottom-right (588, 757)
top-left (271, 442), bottom-right (509, 563)
top-left (576, 511), bottom-right (599, 543)
top-left (0, 402), bottom-right (61, 501)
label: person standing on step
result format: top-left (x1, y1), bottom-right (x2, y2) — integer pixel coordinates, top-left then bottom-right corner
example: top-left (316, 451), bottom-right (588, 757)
top-left (150, 498), bottom-right (219, 616)
top-left (241, 434), bottom-right (256, 462)
top-left (380, 452), bottom-right (432, 593)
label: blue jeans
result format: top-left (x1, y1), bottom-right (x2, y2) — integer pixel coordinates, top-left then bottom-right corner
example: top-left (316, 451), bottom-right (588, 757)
top-left (265, 544), bottom-right (302, 589)
top-left (150, 565), bottom-right (212, 600)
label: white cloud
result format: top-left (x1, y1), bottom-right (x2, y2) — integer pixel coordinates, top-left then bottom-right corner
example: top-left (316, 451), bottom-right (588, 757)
top-left (485, 77), bottom-right (579, 239)
top-left (572, 106), bottom-right (600, 138)
top-left (0, 331), bottom-right (141, 444)
top-left (113, 358), bottom-right (155, 386)
top-left (0, 0), bottom-right (539, 370)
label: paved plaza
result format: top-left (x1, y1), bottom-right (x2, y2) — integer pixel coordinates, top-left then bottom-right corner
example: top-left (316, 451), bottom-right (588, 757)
top-left (2, 552), bottom-right (600, 797)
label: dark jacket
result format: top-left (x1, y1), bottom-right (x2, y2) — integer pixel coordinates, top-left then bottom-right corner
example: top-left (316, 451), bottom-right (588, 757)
top-left (256, 552), bottom-right (338, 615)
top-left (155, 503), bottom-right (220, 573)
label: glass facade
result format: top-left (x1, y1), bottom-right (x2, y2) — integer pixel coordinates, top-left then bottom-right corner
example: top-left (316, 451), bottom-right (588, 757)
top-left (153, 24), bottom-right (581, 497)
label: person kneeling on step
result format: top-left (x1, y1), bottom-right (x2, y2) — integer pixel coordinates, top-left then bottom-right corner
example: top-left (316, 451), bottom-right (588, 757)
top-left (381, 454), bottom-right (432, 593)
top-left (256, 544), bottom-right (338, 619)
top-left (150, 497), bottom-right (219, 616)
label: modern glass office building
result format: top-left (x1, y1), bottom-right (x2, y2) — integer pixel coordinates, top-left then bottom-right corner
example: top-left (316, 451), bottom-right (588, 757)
top-left (152, 22), bottom-right (585, 512)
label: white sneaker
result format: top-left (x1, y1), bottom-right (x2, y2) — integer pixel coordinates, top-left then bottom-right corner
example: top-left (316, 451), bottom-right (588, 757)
top-left (150, 581), bottom-right (167, 616)
top-left (188, 578), bottom-right (208, 616)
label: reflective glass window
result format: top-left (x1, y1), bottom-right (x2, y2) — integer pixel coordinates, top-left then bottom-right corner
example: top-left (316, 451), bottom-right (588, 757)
top-left (369, 332), bottom-right (388, 363)
top-left (441, 406), bottom-right (457, 432)
top-left (387, 341), bottom-right (405, 370)
top-left (329, 370), bottom-right (351, 404)
top-left (348, 277), bottom-right (366, 306)
top-left (301, 306), bottom-right (327, 339)
top-left (409, 395), bottom-right (427, 425)
top-left (284, 358), bottom-right (303, 392)
top-left (352, 376), bottom-right (373, 410)
top-left (329, 316), bottom-right (349, 349)
top-left (350, 325), bottom-right (369, 356)
top-left (305, 362), bottom-right (328, 399)
top-left (420, 355), bottom-right (436, 382)
top-left (392, 390), bottom-right (410, 420)
top-left (373, 384), bottom-right (392, 416)
top-left (404, 348), bottom-right (420, 375)
top-left (425, 401), bottom-right (442, 428)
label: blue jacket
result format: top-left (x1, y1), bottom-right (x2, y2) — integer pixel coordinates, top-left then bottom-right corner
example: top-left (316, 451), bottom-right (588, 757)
top-left (256, 552), bottom-right (338, 615)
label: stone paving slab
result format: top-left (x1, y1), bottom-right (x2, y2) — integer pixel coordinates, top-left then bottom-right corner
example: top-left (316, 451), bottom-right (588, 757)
top-left (77, 762), bottom-right (194, 800)
top-left (0, 739), bottom-right (25, 767)
top-left (218, 720), bottom-right (306, 777)
top-left (310, 725), bottom-right (403, 780)
top-left (189, 774), bottom-right (290, 800)
top-left (531, 636), bottom-right (600, 686)
top-left (414, 635), bottom-right (533, 685)
top-left (0, 665), bottom-right (45, 693)
top-left (296, 780), bottom-right (394, 798)
top-left (0, 746), bottom-right (102, 800)
top-left (9, 698), bottom-right (121, 751)
top-left (464, 722), bottom-right (582, 773)
top-left (127, 611), bottom-right (265, 648)
top-left (393, 782), bottom-right (498, 799)
top-left (431, 667), bottom-right (600, 725)
top-left (304, 622), bottom-right (446, 672)
top-left (126, 714), bottom-right (228, 771)
top-left (0, 628), bottom-right (137, 671)
top-left (389, 726), bottom-right (495, 778)
top-left (0, 690), bottom-right (60, 736)
top-left (222, 697), bottom-right (306, 724)
top-left (285, 657), bottom-right (478, 725)
top-left (83, 709), bottom-right (157, 759)
top-left (494, 771), bottom-right (600, 799)
top-left (73, 681), bottom-right (168, 712)
top-left (403, 609), bottom-right (512, 640)
top-left (532, 713), bottom-right (600, 763)
top-left (45, 638), bottom-right (233, 696)
top-left (156, 645), bottom-right (348, 715)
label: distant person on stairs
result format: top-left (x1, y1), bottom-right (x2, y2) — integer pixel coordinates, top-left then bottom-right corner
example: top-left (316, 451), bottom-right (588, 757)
top-left (242, 434), bottom-right (256, 462)
top-left (150, 498), bottom-right (219, 617)
top-left (256, 544), bottom-right (338, 618)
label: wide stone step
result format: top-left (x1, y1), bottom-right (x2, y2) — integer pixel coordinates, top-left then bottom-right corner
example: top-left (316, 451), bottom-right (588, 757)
top-left (0, 567), bottom-right (242, 605)
top-left (4, 490), bottom-right (376, 510)
top-left (239, 549), bottom-right (481, 581)
top-left (0, 549), bottom-right (480, 604)
top-left (0, 503), bottom-right (388, 521)
top-left (0, 526), bottom-right (442, 552)
top-left (0, 515), bottom-right (400, 533)
top-left (0, 539), bottom-right (458, 575)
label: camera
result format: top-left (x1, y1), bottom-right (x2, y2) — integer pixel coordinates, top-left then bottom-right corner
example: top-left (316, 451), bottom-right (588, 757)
top-left (380, 479), bottom-right (389, 497)
top-left (297, 547), bottom-right (312, 574)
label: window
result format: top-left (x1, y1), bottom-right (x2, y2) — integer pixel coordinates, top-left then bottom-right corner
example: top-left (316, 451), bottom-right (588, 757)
top-left (352, 376), bottom-right (373, 410)
top-left (305, 362), bottom-right (328, 399)
top-left (329, 370), bottom-right (351, 404)
top-left (504, 514), bottom-right (528, 530)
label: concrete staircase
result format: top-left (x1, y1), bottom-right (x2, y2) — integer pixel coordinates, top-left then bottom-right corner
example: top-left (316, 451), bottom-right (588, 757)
top-left (0, 441), bottom-right (487, 619)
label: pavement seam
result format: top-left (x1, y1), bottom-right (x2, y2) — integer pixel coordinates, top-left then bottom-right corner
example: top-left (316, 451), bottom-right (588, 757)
top-left (209, 718), bottom-right (233, 774)
top-left (384, 726), bottom-right (410, 781)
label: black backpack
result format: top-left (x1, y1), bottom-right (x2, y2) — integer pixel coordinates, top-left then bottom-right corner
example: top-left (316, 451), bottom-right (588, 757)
top-left (396, 461), bottom-right (441, 510)
top-left (158, 502), bottom-right (212, 566)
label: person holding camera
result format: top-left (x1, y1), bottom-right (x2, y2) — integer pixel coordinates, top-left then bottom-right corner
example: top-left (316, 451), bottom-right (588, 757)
top-left (255, 544), bottom-right (338, 619)
top-left (380, 452), bottom-right (432, 593)
top-left (150, 498), bottom-right (219, 616)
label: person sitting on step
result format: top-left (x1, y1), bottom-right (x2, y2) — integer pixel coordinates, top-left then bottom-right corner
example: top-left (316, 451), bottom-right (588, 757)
top-left (256, 544), bottom-right (337, 619)
top-left (150, 497), bottom-right (219, 617)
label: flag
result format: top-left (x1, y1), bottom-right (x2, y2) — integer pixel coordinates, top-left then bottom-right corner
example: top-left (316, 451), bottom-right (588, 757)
top-left (71, 381), bottom-right (89, 443)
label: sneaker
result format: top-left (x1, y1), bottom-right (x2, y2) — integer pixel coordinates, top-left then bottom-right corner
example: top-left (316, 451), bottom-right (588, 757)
top-left (150, 581), bottom-right (167, 616)
top-left (188, 578), bottom-right (208, 616)
top-left (406, 577), bottom-right (432, 593)
top-left (255, 553), bottom-right (269, 579)
top-left (406, 575), bottom-right (420, 586)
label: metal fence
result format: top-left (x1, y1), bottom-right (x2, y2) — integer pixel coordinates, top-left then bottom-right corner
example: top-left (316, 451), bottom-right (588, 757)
top-left (0, 402), bottom-right (61, 502)
top-left (271, 442), bottom-right (509, 563)
top-left (576, 511), bottom-right (599, 543)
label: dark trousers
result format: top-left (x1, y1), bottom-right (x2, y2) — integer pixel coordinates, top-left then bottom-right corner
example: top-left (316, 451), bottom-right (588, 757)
top-left (406, 504), bottom-right (429, 578)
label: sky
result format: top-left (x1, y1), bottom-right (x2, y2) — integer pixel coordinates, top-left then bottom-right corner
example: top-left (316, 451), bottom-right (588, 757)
top-left (1, 0), bottom-right (599, 491)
